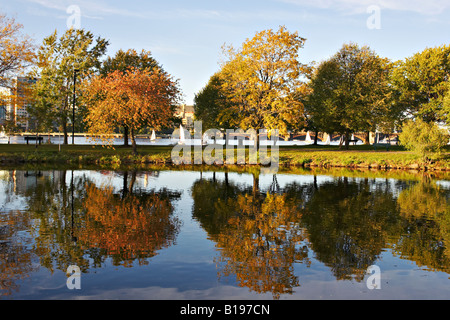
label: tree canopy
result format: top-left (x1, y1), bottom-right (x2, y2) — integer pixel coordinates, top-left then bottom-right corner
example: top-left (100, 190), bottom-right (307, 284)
top-left (0, 13), bottom-right (35, 88)
top-left (98, 48), bottom-right (163, 145)
top-left (83, 67), bottom-right (181, 153)
top-left (217, 26), bottom-right (311, 136)
top-left (305, 43), bottom-right (394, 148)
top-left (32, 27), bottom-right (109, 143)
top-left (391, 44), bottom-right (450, 124)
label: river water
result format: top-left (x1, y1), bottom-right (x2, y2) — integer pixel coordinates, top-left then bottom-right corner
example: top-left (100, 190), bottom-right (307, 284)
top-left (0, 167), bottom-right (449, 300)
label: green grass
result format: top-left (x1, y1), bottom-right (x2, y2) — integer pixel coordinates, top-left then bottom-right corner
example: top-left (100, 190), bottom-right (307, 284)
top-left (0, 143), bottom-right (448, 171)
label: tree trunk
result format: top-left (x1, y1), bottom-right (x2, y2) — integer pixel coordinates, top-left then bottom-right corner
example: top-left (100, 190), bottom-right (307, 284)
top-left (122, 171), bottom-right (128, 199)
top-left (364, 131), bottom-right (370, 145)
top-left (252, 173), bottom-right (259, 195)
top-left (344, 131), bottom-right (350, 150)
top-left (313, 130), bottom-right (319, 145)
top-left (123, 126), bottom-right (129, 146)
top-left (63, 120), bottom-right (68, 145)
top-left (129, 170), bottom-right (137, 193)
top-left (63, 94), bottom-right (69, 145)
top-left (338, 135), bottom-right (344, 148)
top-left (131, 128), bottom-right (137, 154)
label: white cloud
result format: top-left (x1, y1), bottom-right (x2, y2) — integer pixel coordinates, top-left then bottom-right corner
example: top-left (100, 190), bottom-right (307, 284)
top-left (23, 0), bottom-right (319, 23)
top-left (279, 0), bottom-right (450, 15)
top-left (24, 0), bottom-right (231, 21)
top-left (24, 0), bottom-right (147, 19)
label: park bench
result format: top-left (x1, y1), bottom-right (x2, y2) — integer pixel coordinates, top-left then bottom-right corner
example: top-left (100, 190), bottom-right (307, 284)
top-left (373, 143), bottom-right (390, 151)
top-left (24, 136), bottom-right (44, 145)
top-left (348, 139), bottom-right (358, 145)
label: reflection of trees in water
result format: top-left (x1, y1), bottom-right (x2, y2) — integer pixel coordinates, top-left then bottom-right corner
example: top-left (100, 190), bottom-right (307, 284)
top-left (0, 210), bottom-right (35, 297)
top-left (4, 170), bottom-right (181, 274)
top-left (394, 179), bottom-right (450, 272)
top-left (192, 171), bottom-right (450, 297)
top-left (216, 193), bottom-right (308, 299)
top-left (1, 168), bottom-right (450, 298)
top-left (80, 175), bottom-right (181, 267)
top-left (192, 172), bottom-right (309, 299)
top-left (301, 177), bottom-right (402, 281)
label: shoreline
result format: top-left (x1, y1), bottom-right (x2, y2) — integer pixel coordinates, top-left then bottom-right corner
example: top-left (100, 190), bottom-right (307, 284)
top-left (0, 144), bottom-right (448, 172)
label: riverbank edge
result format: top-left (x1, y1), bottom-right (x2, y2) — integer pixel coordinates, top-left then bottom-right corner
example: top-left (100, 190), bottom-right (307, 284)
top-left (0, 149), bottom-right (448, 172)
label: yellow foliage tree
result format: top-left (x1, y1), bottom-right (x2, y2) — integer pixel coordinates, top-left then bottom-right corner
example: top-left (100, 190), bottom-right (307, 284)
top-left (218, 26), bottom-right (311, 138)
top-left (0, 13), bottom-right (35, 87)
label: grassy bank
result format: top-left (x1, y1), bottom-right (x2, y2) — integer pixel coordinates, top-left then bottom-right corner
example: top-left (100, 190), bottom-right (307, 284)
top-left (0, 143), bottom-right (448, 171)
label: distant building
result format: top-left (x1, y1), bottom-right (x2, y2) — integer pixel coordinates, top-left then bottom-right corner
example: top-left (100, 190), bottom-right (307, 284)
top-left (0, 76), bottom-right (37, 130)
top-left (0, 86), bottom-right (9, 125)
top-left (175, 104), bottom-right (195, 128)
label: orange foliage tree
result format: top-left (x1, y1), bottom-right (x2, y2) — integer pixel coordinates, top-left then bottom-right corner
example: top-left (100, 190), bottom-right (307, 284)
top-left (0, 13), bottom-right (35, 87)
top-left (82, 67), bottom-right (181, 153)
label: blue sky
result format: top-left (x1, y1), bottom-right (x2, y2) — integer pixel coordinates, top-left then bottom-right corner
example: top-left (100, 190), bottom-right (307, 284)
top-left (2, 0), bottom-right (450, 104)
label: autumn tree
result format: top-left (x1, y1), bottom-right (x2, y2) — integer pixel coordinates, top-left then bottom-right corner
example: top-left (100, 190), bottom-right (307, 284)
top-left (0, 13), bottom-right (35, 87)
top-left (99, 49), bottom-right (162, 145)
top-left (0, 13), bottom-right (36, 130)
top-left (83, 67), bottom-right (181, 153)
top-left (218, 26), bottom-right (310, 140)
top-left (391, 44), bottom-right (450, 124)
top-left (306, 43), bottom-right (394, 148)
top-left (32, 28), bottom-right (108, 144)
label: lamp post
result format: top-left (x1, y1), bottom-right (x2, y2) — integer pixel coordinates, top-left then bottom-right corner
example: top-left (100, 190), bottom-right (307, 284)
top-left (72, 68), bottom-right (79, 145)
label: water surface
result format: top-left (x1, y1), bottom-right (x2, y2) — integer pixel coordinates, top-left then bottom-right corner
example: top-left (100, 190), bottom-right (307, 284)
top-left (0, 167), bottom-right (449, 299)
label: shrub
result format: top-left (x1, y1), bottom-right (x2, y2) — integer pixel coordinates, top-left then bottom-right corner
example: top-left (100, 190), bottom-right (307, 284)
top-left (399, 118), bottom-right (449, 158)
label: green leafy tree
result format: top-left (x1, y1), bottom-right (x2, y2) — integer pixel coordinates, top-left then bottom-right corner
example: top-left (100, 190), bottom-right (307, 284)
top-left (442, 81), bottom-right (450, 125)
top-left (391, 44), bottom-right (450, 124)
top-left (398, 118), bottom-right (448, 159)
top-left (100, 48), bottom-right (160, 76)
top-left (193, 73), bottom-right (234, 130)
top-left (306, 43), bottom-right (394, 149)
top-left (31, 28), bottom-right (108, 144)
top-left (27, 80), bottom-right (55, 146)
top-left (304, 60), bottom-right (343, 143)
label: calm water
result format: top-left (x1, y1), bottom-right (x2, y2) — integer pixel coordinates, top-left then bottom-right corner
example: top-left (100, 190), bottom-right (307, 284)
top-left (1, 167), bottom-right (449, 300)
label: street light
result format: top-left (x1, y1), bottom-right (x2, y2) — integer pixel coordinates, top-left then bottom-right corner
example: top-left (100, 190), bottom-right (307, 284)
top-left (72, 68), bottom-right (79, 145)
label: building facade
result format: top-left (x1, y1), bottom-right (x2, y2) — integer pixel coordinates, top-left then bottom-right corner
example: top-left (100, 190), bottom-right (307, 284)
top-left (175, 104), bottom-right (195, 128)
top-left (0, 76), bottom-right (37, 130)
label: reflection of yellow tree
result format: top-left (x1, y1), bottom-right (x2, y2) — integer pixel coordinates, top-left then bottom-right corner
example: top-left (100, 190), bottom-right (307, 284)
top-left (0, 211), bottom-right (35, 297)
top-left (396, 181), bottom-right (450, 272)
top-left (80, 184), bottom-right (181, 267)
top-left (215, 193), bottom-right (308, 299)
